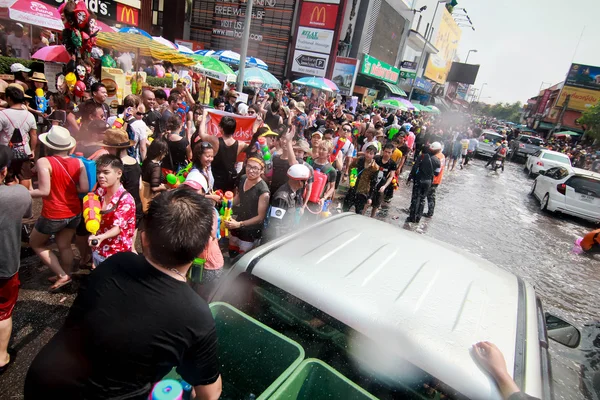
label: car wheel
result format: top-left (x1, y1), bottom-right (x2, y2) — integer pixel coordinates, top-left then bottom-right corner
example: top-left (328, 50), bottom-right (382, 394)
top-left (530, 181), bottom-right (536, 196)
top-left (528, 166), bottom-right (535, 178)
top-left (541, 193), bottom-right (549, 211)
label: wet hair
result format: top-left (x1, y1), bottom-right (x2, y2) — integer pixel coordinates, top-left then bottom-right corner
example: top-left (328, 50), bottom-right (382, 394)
top-left (220, 116), bottom-right (236, 136)
top-left (143, 188), bottom-right (214, 268)
top-left (91, 82), bottom-right (105, 94)
top-left (270, 100), bottom-right (280, 113)
top-left (154, 89), bottom-right (167, 101)
top-left (95, 154), bottom-right (124, 174)
top-left (249, 104), bottom-right (261, 114)
top-left (123, 94), bottom-right (140, 108)
top-left (383, 143), bottom-right (395, 152)
top-left (5, 86), bottom-right (24, 104)
top-left (50, 92), bottom-right (66, 110)
top-left (213, 97), bottom-right (226, 107)
top-left (145, 138), bottom-right (168, 162)
top-left (365, 145), bottom-right (377, 153)
top-left (166, 115), bottom-right (182, 132)
top-left (323, 128), bottom-right (335, 137)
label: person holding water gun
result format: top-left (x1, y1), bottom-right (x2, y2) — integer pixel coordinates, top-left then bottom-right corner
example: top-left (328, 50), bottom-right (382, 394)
top-left (182, 141), bottom-right (222, 203)
top-left (87, 155), bottom-right (136, 268)
top-left (333, 122), bottom-right (356, 189)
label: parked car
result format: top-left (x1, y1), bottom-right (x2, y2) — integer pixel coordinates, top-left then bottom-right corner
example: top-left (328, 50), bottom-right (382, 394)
top-left (475, 130), bottom-right (504, 158)
top-left (510, 135), bottom-right (545, 162)
top-left (531, 166), bottom-right (600, 223)
top-left (210, 213), bottom-right (580, 400)
top-left (525, 149), bottom-right (572, 177)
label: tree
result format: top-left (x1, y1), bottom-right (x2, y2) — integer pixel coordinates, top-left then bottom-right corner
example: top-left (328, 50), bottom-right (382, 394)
top-left (474, 101), bottom-right (523, 123)
top-left (577, 102), bottom-right (600, 140)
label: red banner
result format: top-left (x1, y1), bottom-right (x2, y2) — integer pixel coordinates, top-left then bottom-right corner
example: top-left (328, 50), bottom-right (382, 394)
top-left (298, 2), bottom-right (339, 30)
top-left (206, 110), bottom-right (256, 143)
top-left (117, 4), bottom-right (139, 27)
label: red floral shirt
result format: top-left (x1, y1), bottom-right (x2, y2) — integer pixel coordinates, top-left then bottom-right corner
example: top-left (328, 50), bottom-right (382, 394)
top-left (95, 185), bottom-right (136, 258)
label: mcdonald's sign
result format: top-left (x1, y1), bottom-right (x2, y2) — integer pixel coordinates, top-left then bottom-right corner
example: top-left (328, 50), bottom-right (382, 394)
top-left (299, 2), bottom-right (338, 30)
top-left (117, 4), bottom-right (139, 26)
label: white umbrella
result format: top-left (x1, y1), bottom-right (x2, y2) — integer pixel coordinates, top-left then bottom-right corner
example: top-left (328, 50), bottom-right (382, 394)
top-left (177, 44), bottom-right (194, 54)
top-left (152, 36), bottom-right (176, 49)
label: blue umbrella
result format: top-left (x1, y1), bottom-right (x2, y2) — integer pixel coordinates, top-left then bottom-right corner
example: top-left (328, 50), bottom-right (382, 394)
top-left (246, 56), bottom-right (268, 70)
top-left (211, 50), bottom-right (241, 65)
top-left (117, 26), bottom-right (152, 39)
top-left (194, 49), bottom-right (215, 56)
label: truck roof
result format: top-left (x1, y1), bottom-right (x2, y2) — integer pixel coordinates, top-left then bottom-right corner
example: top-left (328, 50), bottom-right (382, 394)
top-left (245, 213), bottom-right (524, 399)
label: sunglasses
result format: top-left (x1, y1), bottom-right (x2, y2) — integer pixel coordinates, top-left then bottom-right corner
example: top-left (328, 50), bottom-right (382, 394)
top-left (136, 112), bottom-right (147, 116)
top-left (200, 141), bottom-right (213, 149)
top-left (342, 128), bottom-right (352, 132)
top-left (247, 165), bottom-right (262, 172)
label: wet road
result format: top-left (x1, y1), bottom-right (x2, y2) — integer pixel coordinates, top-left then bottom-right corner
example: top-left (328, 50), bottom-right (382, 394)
top-left (2, 157), bottom-right (598, 399)
top-left (382, 157), bottom-right (600, 400)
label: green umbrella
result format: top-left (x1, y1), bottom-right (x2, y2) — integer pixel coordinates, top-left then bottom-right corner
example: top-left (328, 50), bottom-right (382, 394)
top-left (553, 131), bottom-right (581, 136)
top-left (236, 68), bottom-right (281, 89)
top-left (425, 105), bottom-right (441, 114)
top-left (190, 55), bottom-right (236, 82)
top-left (412, 103), bottom-right (428, 112)
top-left (378, 99), bottom-right (409, 111)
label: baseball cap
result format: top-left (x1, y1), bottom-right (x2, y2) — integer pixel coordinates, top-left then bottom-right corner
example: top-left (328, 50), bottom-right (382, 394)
top-left (311, 131), bottom-right (323, 138)
top-left (10, 63), bottom-right (30, 73)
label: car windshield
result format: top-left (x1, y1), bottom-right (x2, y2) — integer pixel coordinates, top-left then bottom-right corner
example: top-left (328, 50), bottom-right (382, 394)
top-left (542, 153), bottom-right (571, 164)
top-left (483, 133), bottom-right (502, 143)
top-left (519, 136), bottom-right (544, 146)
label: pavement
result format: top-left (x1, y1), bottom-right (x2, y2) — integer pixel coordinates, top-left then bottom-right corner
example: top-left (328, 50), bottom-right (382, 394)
top-left (1, 157), bottom-right (598, 399)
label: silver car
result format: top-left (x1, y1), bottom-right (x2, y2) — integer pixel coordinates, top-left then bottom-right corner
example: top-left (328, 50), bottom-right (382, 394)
top-left (210, 214), bottom-right (579, 400)
top-left (475, 130), bottom-right (504, 158)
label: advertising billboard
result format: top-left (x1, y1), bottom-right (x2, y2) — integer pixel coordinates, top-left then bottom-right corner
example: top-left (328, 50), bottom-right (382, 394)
top-left (190, 0), bottom-right (297, 79)
top-left (424, 8), bottom-right (461, 85)
top-left (556, 86), bottom-right (600, 112)
top-left (447, 62), bottom-right (480, 85)
top-left (369, 0), bottom-right (405, 67)
top-left (331, 57), bottom-right (359, 96)
top-left (298, 2), bottom-right (339, 30)
top-left (565, 63), bottom-right (600, 91)
top-left (295, 26), bottom-right (334, 54)
top-left (39, 0), bottom-right (138, 25)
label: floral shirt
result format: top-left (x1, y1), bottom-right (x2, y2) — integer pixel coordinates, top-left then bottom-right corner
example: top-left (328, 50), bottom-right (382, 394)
top-left (95, 185), bottom-right (136, 258)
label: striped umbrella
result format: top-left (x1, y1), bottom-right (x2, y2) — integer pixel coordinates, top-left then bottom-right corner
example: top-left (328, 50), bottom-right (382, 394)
top-left (194, 49), bottom-right (215, 56)
top-left (236, 68), bottom-right (281, 89)
top-left (246, 57), bottom-right (268, 70)
top-left (293, 76), bottom-right (339, 92)
top-left (97, 31), bottom-right (195, 66)
top-left (177, 44), bottom-right (194, 54)
top-left (211, 50), bottom-right (241, 65)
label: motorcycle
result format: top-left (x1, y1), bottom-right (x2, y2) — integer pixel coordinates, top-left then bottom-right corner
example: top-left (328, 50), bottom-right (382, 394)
top-left (492, 158), bottom-right (504, 173)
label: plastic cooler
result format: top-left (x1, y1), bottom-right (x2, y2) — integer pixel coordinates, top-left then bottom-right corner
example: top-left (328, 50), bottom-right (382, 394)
top-left (269, 359), bottom-right (379, 400)
top-left (209, 302), bottom-right (305, 400)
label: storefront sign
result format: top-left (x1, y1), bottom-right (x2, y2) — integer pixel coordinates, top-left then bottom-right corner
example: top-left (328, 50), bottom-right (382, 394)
top-left (331, 57), bottom-right (359, 96)
top-left (291, 49), bottom-right (329, 77)
top-left (360, 54), bottom-right (400, 84)
top-left (116, 3), bottom-right (138, 26)
top-left (298, 2), bottom-right (338, 30)
top-left (456, 83), bottom-right (469, 100)
top-left (304, 0), bottom-right (340, 3)
top-left (400, 61), bottom-right (417, 79)
top-left (536, 89), bottom-right (551, 115)
top-left (424, 8), bottom-right (461, 85)
top-left (556, 85), bottom-right (600, 112)
top-left (565, 63), bottom-right (600, 91)
top-left (296, 26), bottom-right (334, 54)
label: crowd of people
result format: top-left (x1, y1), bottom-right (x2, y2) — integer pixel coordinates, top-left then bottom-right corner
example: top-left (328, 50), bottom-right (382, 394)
top-left (0, 52), bottom-right (595, 398)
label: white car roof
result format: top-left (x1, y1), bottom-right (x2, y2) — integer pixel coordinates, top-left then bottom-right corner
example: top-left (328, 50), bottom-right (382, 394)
top-left (572, 167), bottom-right (600, 179)
top-left (249, 213), bottom-right (520, 399)
top-left (482, 130), bottom-right (503, 136)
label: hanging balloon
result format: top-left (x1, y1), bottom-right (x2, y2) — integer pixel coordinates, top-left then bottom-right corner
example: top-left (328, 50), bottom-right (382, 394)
top-left (74, 81), bottom-right (87, 98)
top-left (65, 72), bottom-right (77, 91)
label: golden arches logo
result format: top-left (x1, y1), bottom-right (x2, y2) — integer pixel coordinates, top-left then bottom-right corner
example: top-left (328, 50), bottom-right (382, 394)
top-left (310, 6), bottom-right (326, 24)
top-left (120, 6), bottom-right (136, 25)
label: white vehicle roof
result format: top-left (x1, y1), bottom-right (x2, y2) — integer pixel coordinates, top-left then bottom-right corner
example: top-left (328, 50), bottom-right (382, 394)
top-left (571, 167), bottom-right (600, 179)
top-left (482, 130), bottom-right (503, 136)
top-left (247, 213), bottom-right (525, 399)
top-left (538, 149), bottom-right (569, 157)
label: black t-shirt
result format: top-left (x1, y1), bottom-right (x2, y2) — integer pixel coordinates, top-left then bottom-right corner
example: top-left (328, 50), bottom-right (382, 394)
top-left (24, 253), bottom-right (219, 399)
top-left (309, 160), bottom-right (336, 183)
top-left (374, 156), bottom-right (397, 189)
top-left (270, 154), bottom-right (290, 194)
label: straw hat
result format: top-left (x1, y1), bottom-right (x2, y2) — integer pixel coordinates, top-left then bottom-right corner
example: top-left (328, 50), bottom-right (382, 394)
top-left (7, 83), bottom-right (31, 98)
top-left (30, 72), bottom-right (47, 83)
top-left (100, 128), bottom-right (135, 148)
top-left (295, 101), bottom-right (306, 113)
top-left (226, 90), bottom-right (239, 98)
top-left (38, 126), bottom-right (76, 151)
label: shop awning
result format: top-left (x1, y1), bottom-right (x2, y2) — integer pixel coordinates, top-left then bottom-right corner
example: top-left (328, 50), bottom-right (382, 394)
top-left (381, 81), bottom-right (407, 97)
top-left (537, 122), bottom-right (555, 130)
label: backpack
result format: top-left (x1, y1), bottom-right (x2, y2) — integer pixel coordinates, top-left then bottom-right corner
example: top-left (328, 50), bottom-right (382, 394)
top-left (3, 110), bottom-right (30, 160)
top-left (124, 118), bottom-right (138, 159)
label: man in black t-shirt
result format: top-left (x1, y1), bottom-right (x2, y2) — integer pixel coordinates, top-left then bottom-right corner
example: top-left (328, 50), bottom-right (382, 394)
top-left (371, 143), bottom-right (397, 218)
top-left (25, 190), bottom-right (222, 400)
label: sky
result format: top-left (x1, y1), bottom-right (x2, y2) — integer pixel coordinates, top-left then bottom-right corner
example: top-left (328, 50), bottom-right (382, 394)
top-left (454, 0), bottom-right (600, 105)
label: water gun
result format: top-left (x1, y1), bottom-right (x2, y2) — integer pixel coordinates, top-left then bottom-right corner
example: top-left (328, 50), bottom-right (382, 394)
top-left (349, 168), bottom-right (358, 188)
top-left (330, 137), bottom-right (346, 163)
top-left (176, 162), bottom-right (193, 182)
top-left (149, 378), bottom-right (192, 400)
top-left (351, 122), bottom-right (360, 137)
top-left (392, 175), bottom-right (399, 190)
top-left (219, 191), bottom-right (234, 237)
top-left (256, 137), bottom-right (272, 165)
top-left (35, 89), bottom-right (48, 113)
top-left (83, 192), bottom-right (101, 239)
top-left (165, 173), bottom-right (181, 189)
top-left (112, 117), bottom-right (124, 129)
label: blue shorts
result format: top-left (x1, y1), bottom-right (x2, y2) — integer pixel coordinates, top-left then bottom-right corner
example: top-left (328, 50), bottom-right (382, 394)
top-left (34, 215), bottom-right (81, 235)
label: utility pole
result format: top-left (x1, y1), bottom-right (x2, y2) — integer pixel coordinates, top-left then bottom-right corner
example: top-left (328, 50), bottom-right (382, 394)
top-left (552, 94), bottom-right (570, 137)
top-left (236, 0), bottom-right (254, 90)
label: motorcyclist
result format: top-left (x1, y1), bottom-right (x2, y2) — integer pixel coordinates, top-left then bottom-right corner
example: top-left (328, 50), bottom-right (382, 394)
top-left (263, 164), bottom-right (310, 242)
top-left (486, 140), bottom-right (509, 171)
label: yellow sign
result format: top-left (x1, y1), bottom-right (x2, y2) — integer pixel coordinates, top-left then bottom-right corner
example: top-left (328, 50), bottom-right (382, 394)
top-left (424, 9), bottom-right (462, 85)
top-left (556, 85), bottom-right (600, 112)
top-left (311, 7), bottom-right (326, 23)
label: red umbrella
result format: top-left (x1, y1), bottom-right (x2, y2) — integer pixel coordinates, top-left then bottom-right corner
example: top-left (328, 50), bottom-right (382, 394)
top-left (32, 45), bottom-right (71, 63)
